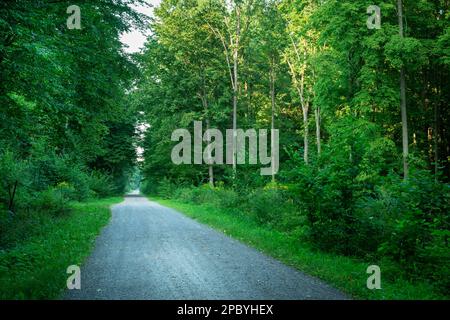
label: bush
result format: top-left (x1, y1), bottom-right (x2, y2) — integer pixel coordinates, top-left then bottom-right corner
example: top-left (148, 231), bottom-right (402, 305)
top-left (157, 178), bottom-right (178, 199)
top-left (30, 187), bottom-right (72, 217)
top-left (286, 159), bottom-right (361, 255)
top-left (25, 147), bottom-right (94, 201)
top-left (140, 179), bottom-right (157, 195)
top-left (353, 195), bottom-right (392, 255)
top-left (247, 188), bottom-right (289, 226)
top-left (420, 229), bottom-right (450, 292)
top-left (0, 150), bottom-right (29, 213)
top-left (169, 184), bottom-right (302, 232)
top-left (88, 171), bottom-right (115, 198)
top-left (373, 171), bottom-right (450, 292)
top-left (172, 185), bottom-right (240, 210)
top-left (52, 160), bottom-right (93, 201)
top-left (213, 188), bottom-right (240, 209)
top-left (194, 185), bottom-right (219, 204)
top-left (173, 187), bottom-right (197, 203)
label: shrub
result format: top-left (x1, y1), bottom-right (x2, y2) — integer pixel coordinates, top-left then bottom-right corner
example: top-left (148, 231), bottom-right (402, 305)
top-left (158, 178), bottom-right (178, 199)
top-left (213, 188), bottom-right (240, 209)
top-left (140, 179), bottom-right (157, 195)
top-left (0, 150), bottom-right (29, 213)
top-left (88, 171), bottom-right (115, 198)
top-left (374, 171), bottom-right (450, 292)
top-left (194, 185), bottom-right (218, 204)
top-left (247, 188), bottom-right (286, 225)
top-left (173, 187), bottom-right (197, 203)
top-left (353, 195), bottom-right (392, 255)
top-left (56, 162), bottom-right (92, 201)
top-left (30, 187), bottom-right (72, 217)
top-left (172, 185), bottom-right (240, 210)
top-left (286, 159), bottom-right (361, 255)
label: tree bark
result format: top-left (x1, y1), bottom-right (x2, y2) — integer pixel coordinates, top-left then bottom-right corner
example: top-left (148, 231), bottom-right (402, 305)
top-left (231, 6), bottom-right (241, 177)
top-left (8, 180), bottom-right (18, 212)
top-left (270, 56), bottom-right (276, 182)
top-left (434, 98), bottom-right (440, 181)
top-left (287, 57), bottom-right (309, 165)
top-left (288, 37), bottom-right (310, 165)
top-left (200, 74), bottom-right (214, 187)
top-left (315, 105), bottom-right (321, 155)
top-left (206, 117), bottom-right (214, 187)
top-left (303, 105), bottom-right (309, 164)
top-left (398, 0), bottom-right (409, 179)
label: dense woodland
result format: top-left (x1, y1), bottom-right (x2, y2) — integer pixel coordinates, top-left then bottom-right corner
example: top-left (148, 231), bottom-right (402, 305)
top-left (135, 0), bottom-right (450, 295)
top-left (0, 0), bottom-right (449, 298)
top-left (0, 0), bottom-right (147, 246)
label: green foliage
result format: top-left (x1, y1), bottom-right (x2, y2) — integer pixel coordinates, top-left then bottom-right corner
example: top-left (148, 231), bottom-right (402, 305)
top-left (0, 0), bottom-right (144, 271)
top-left (30, 187), bottom-right (72, 218)
top-left (2, 0), bottom-right (448, 299)
top-left (87, 171), bottom-right (116, 198)
top-left (157, 178), bottom-right (179, 199)
top-left (247, 188), bottom-right (284, 225)
top-left (138, 0), bottom-right (449, 298)
top-left (140, 179), bottom-right (158, 196)
top-left (0, 150), bottom-right (29, 212)
top-left (0, 0), bottom-right (144, 209)
top-left (156, 197), bottom-right (447, 299)
top-left (374, 172), bottom-right (450, 292)
top-left (385, 36), bottom-right (429, 70)
top-left (212, 187), bottom-right (241, 209)
top-left (0, 197), bottom-right (122, 299)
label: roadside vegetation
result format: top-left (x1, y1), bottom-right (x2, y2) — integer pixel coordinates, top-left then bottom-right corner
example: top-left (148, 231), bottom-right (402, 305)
top-left (138, 0), bottom-right (449, 300)
top-left (0, 1), bottom-right (146, 299)
top-left (0, 197), bottom-right (122, 299)
top-left (152, 185), bottom-right (447, 300)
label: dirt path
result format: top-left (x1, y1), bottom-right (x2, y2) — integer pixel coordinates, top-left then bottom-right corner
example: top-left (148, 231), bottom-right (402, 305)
top-left (64, 195), bottom-right (349, 300)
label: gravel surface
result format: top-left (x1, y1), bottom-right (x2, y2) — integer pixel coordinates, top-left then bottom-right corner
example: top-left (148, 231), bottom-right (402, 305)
top-left (63, 195), bottom-right (349, 300)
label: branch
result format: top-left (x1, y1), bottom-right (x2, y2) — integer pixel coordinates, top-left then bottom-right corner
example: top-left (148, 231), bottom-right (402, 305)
top-left (205, 20), bottom-right (236, 90)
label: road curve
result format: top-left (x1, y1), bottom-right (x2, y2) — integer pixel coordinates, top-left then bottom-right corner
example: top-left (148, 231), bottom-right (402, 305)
top-left (64, 195), bottom-right (349, 300)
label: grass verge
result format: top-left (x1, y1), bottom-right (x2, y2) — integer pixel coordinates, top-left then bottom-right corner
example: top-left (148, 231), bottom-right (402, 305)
top-left (153, 197), bottom-right (445, 300)
top-left (0, 197), bottom-right (122, 299)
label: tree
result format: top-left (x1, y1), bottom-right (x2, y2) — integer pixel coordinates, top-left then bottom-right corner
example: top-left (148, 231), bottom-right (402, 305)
top-left (397, 0), bottom-right (409, 179)
top-left (283, 0), bottom-right (318, 165)
top-left (205, 0), bottom-right (255, 177)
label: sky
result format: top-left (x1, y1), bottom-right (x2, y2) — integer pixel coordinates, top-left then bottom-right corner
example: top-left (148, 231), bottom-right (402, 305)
top-left (121, 1), bottom-right (160, 160)
top-left (120, 0), bottom-right (161, 53)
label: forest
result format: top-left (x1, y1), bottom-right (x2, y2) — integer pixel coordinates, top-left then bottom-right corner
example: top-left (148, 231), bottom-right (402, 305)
top-left (135, 0), bottom-right (449, 297)
top-left (0, 0), bottom-right (148, 298)
top-left (0, 0), bottom-right (449, 299)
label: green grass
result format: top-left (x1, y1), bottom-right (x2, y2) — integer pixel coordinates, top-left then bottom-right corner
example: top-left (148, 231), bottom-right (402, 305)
top-left (153, 197), bottom-right (445, 300)
top-left (0, 197), bottom-right (122, 299)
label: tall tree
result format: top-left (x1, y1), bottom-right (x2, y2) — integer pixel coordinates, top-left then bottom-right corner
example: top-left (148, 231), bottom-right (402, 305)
top-left (397, 0), bottom-right (409, 179)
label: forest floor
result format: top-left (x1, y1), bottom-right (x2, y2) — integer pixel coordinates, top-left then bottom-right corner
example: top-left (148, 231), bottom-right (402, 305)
top-left (64, 194), bottom-right (348, 299)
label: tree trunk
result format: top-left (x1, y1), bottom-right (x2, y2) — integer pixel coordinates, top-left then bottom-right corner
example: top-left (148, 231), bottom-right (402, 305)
top-left (434, 99), bottom-right (440, 181)
top-left (232, 7), bottom-right (241, 177)
top-left (270, 57), bottom-right (276, 182)
top-left (287, 55), bottom-right (309, 165)
top-left (206, 117), bottom-right (214, 187)
top-left (200, 75), bottom-right (214, 187)
top-left (315, 105), bottom-right (321, 155)
top-left (398, 0), bottom-right (409, 179)
top-left (303, 105), bottom-right (309, 164)
top-left (8, 180), bottom-right (18, 213)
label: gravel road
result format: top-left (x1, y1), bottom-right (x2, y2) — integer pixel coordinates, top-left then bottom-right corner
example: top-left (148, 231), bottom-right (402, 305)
top-left (63, 195), bottom-right (349, 300)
